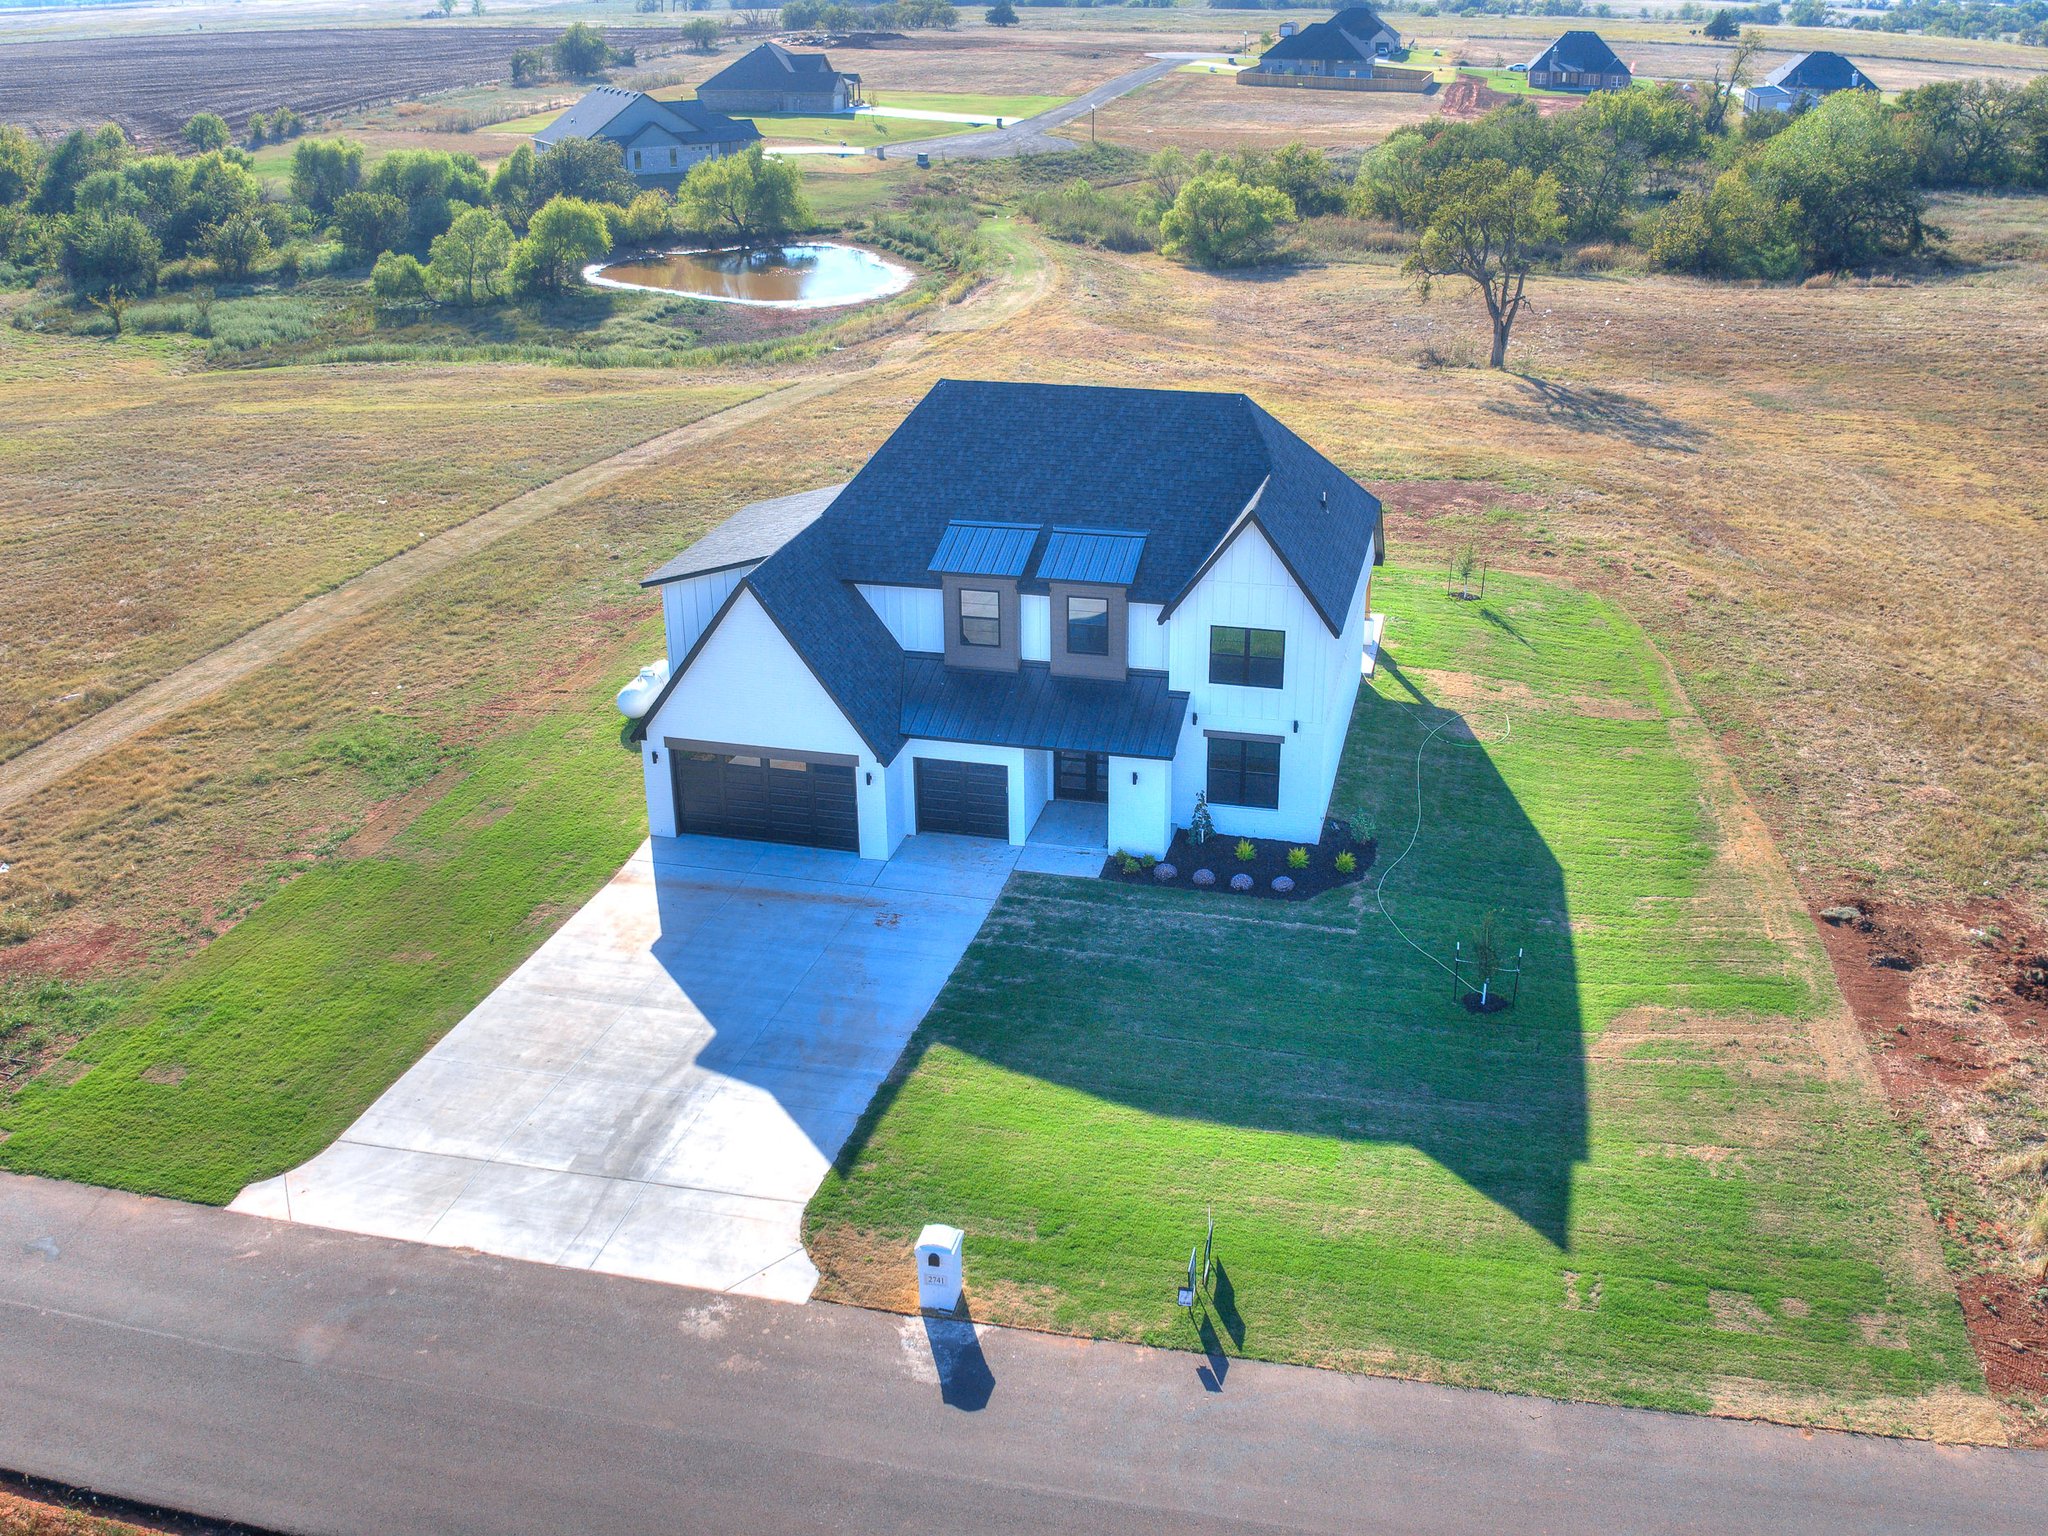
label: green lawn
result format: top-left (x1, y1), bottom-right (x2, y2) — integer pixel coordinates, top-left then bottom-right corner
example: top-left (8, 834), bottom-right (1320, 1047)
top-left (806, 567), bottom-right (1986, 1433)
top-left (1458, 67), bottom-right (1579, 98)
top-left (0, 705), bottom-right (645, 1204)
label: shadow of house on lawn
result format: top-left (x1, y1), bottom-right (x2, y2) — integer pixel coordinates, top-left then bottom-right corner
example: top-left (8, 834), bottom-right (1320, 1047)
top-left (824, 651), bottom-right (1589, 1252)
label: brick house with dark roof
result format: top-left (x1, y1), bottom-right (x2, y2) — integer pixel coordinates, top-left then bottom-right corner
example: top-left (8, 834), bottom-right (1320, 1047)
top-left (533, 85), bottom-right (759, 181)
top-left (696, 42), bottom-right (860, 115)
top-left (1524, 31), bottom-right (1631, 92)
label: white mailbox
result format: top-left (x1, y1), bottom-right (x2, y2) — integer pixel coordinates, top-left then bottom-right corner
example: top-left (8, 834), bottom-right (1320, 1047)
top-left (915, 1223), bottom-right (964, 1314)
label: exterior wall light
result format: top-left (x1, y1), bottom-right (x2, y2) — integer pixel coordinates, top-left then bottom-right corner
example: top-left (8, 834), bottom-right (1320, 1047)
top-left (1131, 771), bottom-right (1139, 785)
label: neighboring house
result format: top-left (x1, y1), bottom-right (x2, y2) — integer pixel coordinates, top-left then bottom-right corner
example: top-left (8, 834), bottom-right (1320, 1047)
top-left (1524, 30), bottom-right (1631, 92)
top-left (696, 41), bottom-right (861, 114)
top-left (1743, 51), bottom-right (1877, 114)
top-left (630, 380), bottom-right (1385, 862)
top-left (1243, 4), bottom-right (1402, 83)
top-left (533, 86), bottom-right (760, 180)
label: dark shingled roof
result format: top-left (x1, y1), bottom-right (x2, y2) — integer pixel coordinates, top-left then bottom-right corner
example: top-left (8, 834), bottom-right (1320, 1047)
top-left (1036, 528), bottom-right (1148, 587)
top-left (1762, 51), bottom-right (1875, 93)
top-left (700, 41), bottom-right (850, 93)
top-left (1526, 30), bottom-right (1628, 78)
top-left (900, 658), bottom-right (1188, 760)
top-left (1258, 6), bottom-right (1391, 65)
top-left (637, 381), bottom-right (1380, 762)
top-left (535, 85), bottom-right (760, 150)
top-left (928, 520), bottom-right (1039, 578)
top-left (814, 379), bottom-right (1379, 635)
top-left (640, 484), bottom-right (843, 586)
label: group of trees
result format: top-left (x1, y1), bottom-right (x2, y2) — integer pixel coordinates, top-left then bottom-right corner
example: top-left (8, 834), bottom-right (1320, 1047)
top-left (778, 0), bottom-right (960, 28)
top-left (511, 22), bottom-right (624, 85)
top-left (0, 104), bottom-right (812, 318)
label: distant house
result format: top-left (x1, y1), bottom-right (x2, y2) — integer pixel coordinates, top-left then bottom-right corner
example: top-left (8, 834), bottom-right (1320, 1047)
top-left (534, 86), bottom-right (760, 181)
top-left (1743, 51), bottom-right (1877, 114)
top-left (1524, 31), bottom-right (1631, 92)
top-left (696, 42), bottom-right (861, 115)
top-left (1243, 5), bottom-right (1402, 85)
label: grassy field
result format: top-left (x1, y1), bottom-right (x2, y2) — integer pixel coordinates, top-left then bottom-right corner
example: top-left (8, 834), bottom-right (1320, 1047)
top-left (0, 702), bottom-right (645, 1202)
top-left (806, 566), bottom-right (1987, 1434)
top-left (494, 90), bottom-right (1067, 148)
top-left (1456, 67), bottom-right (1577, 98)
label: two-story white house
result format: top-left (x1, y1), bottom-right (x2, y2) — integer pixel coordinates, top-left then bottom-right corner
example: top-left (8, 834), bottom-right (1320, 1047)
top-left (627, 380), bottom-right (1384, 862)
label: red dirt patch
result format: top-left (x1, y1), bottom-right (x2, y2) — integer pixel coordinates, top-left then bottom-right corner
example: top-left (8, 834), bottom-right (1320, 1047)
top-left (1959, 1275), bottom-right (2048, 1397)
top-left (1437, 77), bottom-right (1580, 122)
top-left (0, 922), bottom-right (145, 984)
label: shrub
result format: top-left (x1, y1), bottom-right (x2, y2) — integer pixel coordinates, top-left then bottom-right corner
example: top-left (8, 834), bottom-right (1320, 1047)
top-left (427, 206), bottom-right (515, 304)
top-left (370, 250), bottom-right (431, 307)
top-left (1189, 791), bottom-right (1213, 845)
top-left (681, 16), bottom-right (723, 49)
top-left (1286, 846), bottom-right (1309, 870)
top-left (1230, 873), bottom-right (1253, 892)
top-left (1234, 838), bottom-right (1256, 862)
top-left (1191, 868), bottom-right (1215, 888)
top-left (332, 189), bottom-right (407, 264)
top-left (1159, 173), bottom-right (1294, 269)
top-left (1116, 851), bottom-right (1141, 874)
top-left (553, 21), bottom-right (612, 79)
top-left (1334, 850), bottom-right (1357, 876)
top-left (183, 113), bottom-right (230, 154)
top-left (508, 194), bottom-right (611, 294)
top-left (207, 210), bottom-right (270, 281)
top-left (1153, 863), bottom-right (1176, 882)
top-left (291, 138), bottom-right (364, 217)
top-left (1271, 875), bottom-right (1294, 893)
top-left (61, 211), bottom-right (159, 299)
top-left (1021, 178), bottom-right (1157, 251)
top-left (611, 189), bottom-right (674, 246)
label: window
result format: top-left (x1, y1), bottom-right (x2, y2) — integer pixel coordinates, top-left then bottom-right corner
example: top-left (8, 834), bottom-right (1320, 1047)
top-left (632, 149), bottom-right (642, 170)
top-left (1207, 737), bottom-right (1280, 810)
top-left (1209, 626), bottom-right (1285, 689)
top-left (959, 587), bottom-right (1001, 648)
top-left (1066, 596), bottom-right (1109, 657)
top-left (668, 147), bottom-right (678, 167)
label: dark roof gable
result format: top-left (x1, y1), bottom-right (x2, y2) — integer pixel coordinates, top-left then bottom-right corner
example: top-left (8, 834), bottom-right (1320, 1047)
top-left (700, 41), bottom-right (848, 93)
top-left (536, 86), bottom-right (759, 150)
top-left (1527, 30), bottom-right (1628, 77)
top-left (1259, 6), bottom-right (1393, 64)
top-left (1763, 51), bottom-right (1875, 92)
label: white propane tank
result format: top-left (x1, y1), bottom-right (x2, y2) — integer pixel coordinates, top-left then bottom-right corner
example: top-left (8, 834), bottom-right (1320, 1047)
top-left (614, 658), bottom-right (670, 720)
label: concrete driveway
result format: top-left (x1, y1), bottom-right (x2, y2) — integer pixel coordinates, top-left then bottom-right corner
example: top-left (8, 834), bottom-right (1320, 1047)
top-left (233, 832), bottom-right (1041, 1301)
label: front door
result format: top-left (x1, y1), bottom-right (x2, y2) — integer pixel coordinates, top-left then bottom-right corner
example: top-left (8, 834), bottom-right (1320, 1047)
top-left (1054, 750), bottom-right (1108, 803)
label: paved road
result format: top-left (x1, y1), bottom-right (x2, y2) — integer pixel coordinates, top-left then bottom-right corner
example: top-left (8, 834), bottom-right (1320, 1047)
top-left (4, 1173), bottom-right (2044, 1536)
top-left (903, 58), bottom-right (1180, 161)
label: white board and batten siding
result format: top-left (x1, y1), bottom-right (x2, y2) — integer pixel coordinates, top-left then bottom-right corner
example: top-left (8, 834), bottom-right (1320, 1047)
top-left (643, 587), bottom-right (897, 860)
top-left (1164, 521), bottom-right (1373, 844)
top-left (662, 567), bottom-right (751, 671)
top-left (857, 584), bottom-right (944, 653)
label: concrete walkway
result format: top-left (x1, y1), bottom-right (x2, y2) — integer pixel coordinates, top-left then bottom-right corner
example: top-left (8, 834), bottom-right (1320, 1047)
top-left (234, 833), bottom-right (1017, 1300)
top-left (6, 1171), bottom-right (2046, 1536)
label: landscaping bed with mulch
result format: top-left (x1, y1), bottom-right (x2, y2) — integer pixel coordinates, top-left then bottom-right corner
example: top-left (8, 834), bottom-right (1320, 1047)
top-left (1102, 818), bottom-right (1375, 902)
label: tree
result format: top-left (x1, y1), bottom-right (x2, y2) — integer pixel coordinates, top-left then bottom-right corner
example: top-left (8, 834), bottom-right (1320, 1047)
top-left (612, 189), bottom-right (675, 244)
top-left (534, 137), bottom-right (637, 206)
top-left (1699, 28), bottom-right (1763, 136)
top-left (675, 145), bottom-right (812, 239)
top-left (987, 0), bottom-right (1018, 22)
top-left (1353, 125), bottom-right (1429, 227)
top-left (1742, 88), bottom-right (1924, 269)
top-left (1406, 160), bottom-right (1564, 369)
top-left (247, 113), bottom-right (271, 148)
top-left (366, 148), bottom-right (491, 247)
top-left (508, 195), bottom-right (612, 293)
top-left (428, 206), bottom-right (515, 303)
top-left (511, 47), bottom-right (546, 86)
top-left (1703, 8), bottom-right (1739, 38)
top-left (0, 125), bottom-right (44, 206)
top-left (183, 113), bottom-right (231, 153)
top-left (1146, 145), bottom-right (1192, 209)
top-left (60, 211), bottom-right (160, 299)
top-left (1158, 173), bottom-right (1294, 268)
top-left (271, 105), bottom-right (304, 140)
top-left (681, 16), bottom-right (723, 49)
top-left (370, 250), bottom-right (431, 307)
top-left (290, 139), bottom-right (364, 216)
top-left (1260, 140), bottom-right (1346, 216)
top-left (490, 142), bottom-right (539, 223)
top-left (333, 189), bottom-right (409, 263)
top-left (553, 22), bottom-right (612, 79)
top-left (1899, 77), bottom-right (2034, 188)
top-left (438, 0), bottom-right (458, 14)
top-left (208, 210), bottom-right (270, 279)
top-left (34, 124), bottom-right (128, 214)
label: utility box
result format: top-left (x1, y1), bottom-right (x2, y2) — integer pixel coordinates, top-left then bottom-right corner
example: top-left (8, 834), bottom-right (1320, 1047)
top-left (915, 1223), bottom-right (964, 1315)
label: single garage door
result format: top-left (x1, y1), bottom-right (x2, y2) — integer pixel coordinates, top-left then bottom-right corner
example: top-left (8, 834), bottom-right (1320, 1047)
top-left (672, 750), bottom-right (858, 852)
top-left (914, 758), bottom-right (1009, 840)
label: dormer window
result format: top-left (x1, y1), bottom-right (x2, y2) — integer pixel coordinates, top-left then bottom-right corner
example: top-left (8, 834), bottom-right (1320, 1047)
top-left (959, 588), bottom-right (1002, 648)
top-left (1066, 596), bottom-right (1109, 656)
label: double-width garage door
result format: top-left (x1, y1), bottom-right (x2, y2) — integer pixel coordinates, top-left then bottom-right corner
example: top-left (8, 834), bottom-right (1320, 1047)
top-left (672, 750), bottom-right (858, 852)
top-left (914, 758), bottom-right (1009, 840)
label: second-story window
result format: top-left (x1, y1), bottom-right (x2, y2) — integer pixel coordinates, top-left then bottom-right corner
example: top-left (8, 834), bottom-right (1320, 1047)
top-left (1210, 625), bottom-right (1285, 689)
top-left (1066, 596), bottom-right (1109, 656)
top-left (959, 588), bottom-right (1001, 648)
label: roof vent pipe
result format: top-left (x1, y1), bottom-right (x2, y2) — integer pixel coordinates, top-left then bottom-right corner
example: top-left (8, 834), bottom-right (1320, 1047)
top-left (1320, 490), bottom-right (1329, 509)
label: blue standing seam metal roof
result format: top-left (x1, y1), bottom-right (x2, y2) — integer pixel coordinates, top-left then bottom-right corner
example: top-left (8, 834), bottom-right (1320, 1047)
top-left (1036, 528), bottom-right (1148, 587)
top-left (900, 657), bottom-right (1188, 760)
top-left (927, 520), bottom-right (1041, 579)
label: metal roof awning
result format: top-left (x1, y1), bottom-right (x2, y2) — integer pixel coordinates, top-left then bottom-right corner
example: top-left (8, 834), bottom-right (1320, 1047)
top-left (927, 520), bottom-right (1040, 579)
top-left (1035, 527), bottom-right (1147, 587)
top-left (899, 657), bottom-right (1187, 760)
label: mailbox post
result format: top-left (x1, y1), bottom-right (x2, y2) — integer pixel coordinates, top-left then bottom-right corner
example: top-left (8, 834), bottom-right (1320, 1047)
top-left (915, 1223), bottom-right (964, 1315)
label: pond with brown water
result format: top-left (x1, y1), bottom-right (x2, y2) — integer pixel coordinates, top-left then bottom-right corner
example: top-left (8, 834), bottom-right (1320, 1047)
top-left (585, 241), bottom-right (916, 309)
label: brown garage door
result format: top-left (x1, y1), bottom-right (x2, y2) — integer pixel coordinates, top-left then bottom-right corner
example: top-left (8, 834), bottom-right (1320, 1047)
top-left (672, 751), bottom-right (858, 852)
